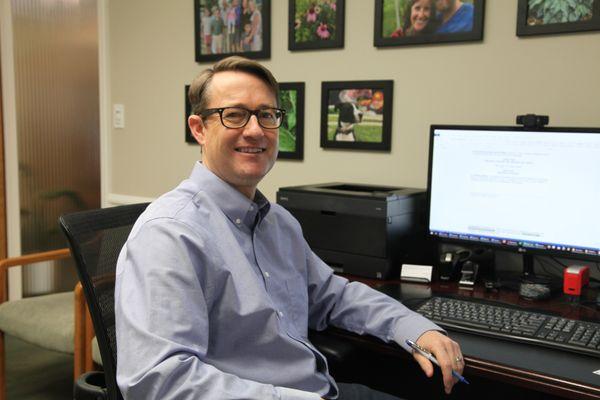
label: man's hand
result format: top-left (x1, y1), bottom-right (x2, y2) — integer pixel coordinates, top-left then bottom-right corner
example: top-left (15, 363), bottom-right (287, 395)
top-left (413, 330), bottom-right (464, 394)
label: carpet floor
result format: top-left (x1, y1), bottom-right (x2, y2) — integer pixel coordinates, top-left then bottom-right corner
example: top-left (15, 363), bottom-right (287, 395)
top-left (5, 335), bottom-right (72, 399)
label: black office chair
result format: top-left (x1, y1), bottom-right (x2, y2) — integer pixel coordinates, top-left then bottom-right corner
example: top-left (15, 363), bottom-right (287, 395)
top-left (60, 202), bottom-right (363, 399)
top-left (59, 203), bottom-right (150, 400)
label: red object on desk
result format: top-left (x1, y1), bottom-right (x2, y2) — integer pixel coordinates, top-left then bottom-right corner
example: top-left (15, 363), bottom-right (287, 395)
top-left (563, 265), bottom-right (590, 296)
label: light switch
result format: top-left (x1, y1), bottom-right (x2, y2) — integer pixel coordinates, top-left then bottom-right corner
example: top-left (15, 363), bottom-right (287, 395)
top-left (113, 104), bottom-right (125, 128)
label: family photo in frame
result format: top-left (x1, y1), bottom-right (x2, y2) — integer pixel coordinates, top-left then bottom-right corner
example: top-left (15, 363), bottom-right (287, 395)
top-left (288, 0), bottom-right (345, 50)
top-left (374, 0), bottom-right (485, 47)
top-left (320, 80), bottom-right (393, 151)
top-left (194, 0), bottom-right (271, 62)
top-left (516, 0), bottom-right (600, 36)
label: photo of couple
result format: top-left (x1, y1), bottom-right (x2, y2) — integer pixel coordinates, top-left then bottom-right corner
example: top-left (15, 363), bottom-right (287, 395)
top-left (375, 0), bottom-right (484, 46)
top-left (384, 0), bottom-right (475, 37)
top-left (195, 0), bottom-right (269, 61)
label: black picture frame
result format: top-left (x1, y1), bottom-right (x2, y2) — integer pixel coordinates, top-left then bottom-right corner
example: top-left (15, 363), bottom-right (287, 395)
top-left (288, 0), bottom-right (345, 50)
top-left (184, 85), bottom-right (196, 144)
top-left (194, 0), bottom-right (271, 63)
top-left (278, 82), bottom-right (305, 160)
top-left (516, 0), bottom-right (600, 36)
top-left (374, 0), bottom-right (485, 47)
top-left (320, 80), bottom-right (393, 151)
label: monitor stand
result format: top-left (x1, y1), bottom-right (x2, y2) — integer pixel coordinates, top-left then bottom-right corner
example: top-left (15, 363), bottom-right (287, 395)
top-left (522, 253), bottom-right (535, 279)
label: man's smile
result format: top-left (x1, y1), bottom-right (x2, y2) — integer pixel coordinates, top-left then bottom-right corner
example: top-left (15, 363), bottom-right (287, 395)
top-left (236, 146), bottom-right (266, 153)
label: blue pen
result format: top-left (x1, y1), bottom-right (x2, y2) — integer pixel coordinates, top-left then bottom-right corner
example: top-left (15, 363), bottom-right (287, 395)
top-left (406, 339), bottom-right (470, 385)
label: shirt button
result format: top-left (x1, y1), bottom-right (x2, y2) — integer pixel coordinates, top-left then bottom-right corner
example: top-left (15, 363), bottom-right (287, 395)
top-left (250, 205), bottom-right (254, 210)
top-left (235, 218), bottom-right (241, 224)
top-left (278, 311), bottom-right (284, 318)
top-left (264, 271), bottom-right (270, 278)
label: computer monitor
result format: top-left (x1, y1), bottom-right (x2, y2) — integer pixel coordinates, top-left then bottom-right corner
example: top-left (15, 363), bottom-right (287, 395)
top-left (427, 125), bottom-right (600, 277)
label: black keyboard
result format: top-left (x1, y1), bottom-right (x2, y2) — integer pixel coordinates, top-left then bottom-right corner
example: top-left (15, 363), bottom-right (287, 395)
top-left (416, 296), bottom-right (600, 358)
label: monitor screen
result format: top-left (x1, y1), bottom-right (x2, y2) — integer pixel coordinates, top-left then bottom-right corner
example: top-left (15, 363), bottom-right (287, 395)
top-left (427, 125), bottom-right (600, 261)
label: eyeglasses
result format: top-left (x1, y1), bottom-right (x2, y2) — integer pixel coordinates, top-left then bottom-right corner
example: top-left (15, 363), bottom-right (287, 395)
top-left (200, 107), bottom-right (286, 129)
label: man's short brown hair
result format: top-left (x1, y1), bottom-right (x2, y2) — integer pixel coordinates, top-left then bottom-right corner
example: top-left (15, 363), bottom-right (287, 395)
top-left (188, 56), bottom-right (279, 116)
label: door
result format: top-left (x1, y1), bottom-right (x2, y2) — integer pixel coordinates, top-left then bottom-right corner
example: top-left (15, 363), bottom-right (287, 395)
top-left (2, 0), bottom-right (100, 297)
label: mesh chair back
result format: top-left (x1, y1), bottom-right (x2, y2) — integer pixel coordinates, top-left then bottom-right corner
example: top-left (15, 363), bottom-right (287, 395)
top-left (60, 203), bottom-right (149, 400)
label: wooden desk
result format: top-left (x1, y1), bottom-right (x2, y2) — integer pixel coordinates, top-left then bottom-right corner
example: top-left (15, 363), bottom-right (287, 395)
top-left (328, 277), bottom-right (600, 399)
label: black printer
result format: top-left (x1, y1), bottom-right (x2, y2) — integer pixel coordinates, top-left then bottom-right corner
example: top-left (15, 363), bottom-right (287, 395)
top-left (276, 183), bottom-right (427, 279)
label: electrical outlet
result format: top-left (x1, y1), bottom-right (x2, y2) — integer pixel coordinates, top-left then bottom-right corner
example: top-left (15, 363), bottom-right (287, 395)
top-left (113, 104), bottom-right (125, 128)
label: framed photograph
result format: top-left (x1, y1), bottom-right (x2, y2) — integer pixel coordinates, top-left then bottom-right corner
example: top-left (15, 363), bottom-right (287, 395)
top-left (185, 85), bottom-right (196, 144)
top-left (517, 0), bottom-right (600, 36)
top-left (374, 0), bottom-right (485, 47)
top-left (288, 0), bottom-right (345, 50)
top-left (320, 80), bottom-right (393, 151)
top-left (278, 82), bottom-right (305, 160)
top-left (194, 0), bottom-right (271, 63)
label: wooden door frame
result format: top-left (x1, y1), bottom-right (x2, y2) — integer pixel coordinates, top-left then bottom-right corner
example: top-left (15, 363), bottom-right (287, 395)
top-left (0, 54), bottom-right (7, 260)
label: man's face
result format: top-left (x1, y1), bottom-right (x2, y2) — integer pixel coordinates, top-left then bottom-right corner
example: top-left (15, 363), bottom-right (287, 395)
top-left (435, 0), bottom-right (454, 12)
top-left (190, 71), bottom-right (279, 198)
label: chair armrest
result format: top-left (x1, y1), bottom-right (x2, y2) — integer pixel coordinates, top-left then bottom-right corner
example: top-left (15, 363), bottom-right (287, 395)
top-left (0, 248), bottom-right (71, 303)
top-left (74, 282), bottom-right (96, 380)
top-left (309, 329), bottom-right (362, 382)
top-left (0, 248), bottom-right (87, 381)
top-left (73, 371), bottom-right (108, 400)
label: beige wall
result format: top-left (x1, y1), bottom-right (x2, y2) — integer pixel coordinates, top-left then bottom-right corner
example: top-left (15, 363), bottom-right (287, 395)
top-left (107, 0), bottom-right (600, 202)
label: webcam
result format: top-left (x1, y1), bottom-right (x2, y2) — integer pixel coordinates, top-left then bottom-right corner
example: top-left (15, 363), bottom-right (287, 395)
top-left (516, 114), bottom-right (549, 129)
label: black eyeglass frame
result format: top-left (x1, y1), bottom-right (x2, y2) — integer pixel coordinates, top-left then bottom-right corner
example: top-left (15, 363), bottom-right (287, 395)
top-left (199, 106), bottom-right (286, 129)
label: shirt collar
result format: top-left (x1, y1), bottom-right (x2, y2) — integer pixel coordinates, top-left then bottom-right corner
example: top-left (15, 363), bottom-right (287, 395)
top-left (190, 162), bottom-right (270, 230)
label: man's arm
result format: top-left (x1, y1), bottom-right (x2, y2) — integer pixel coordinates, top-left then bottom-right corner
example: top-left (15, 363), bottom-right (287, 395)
top-left (115, 218), bottom-right (320, 400)
top-left (304, 245), bottom-right (440, 345)
top-left (303, 243), bottom-right (463, 394)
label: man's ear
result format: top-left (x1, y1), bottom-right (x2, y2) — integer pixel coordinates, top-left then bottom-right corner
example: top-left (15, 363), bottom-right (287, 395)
top-left (188, 115), bottom-right (206, 146)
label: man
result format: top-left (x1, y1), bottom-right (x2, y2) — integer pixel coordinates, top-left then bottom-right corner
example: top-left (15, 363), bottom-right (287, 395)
top-left (246, 0), bottom-right (262, 51)
top-left (115, 56), bottom-right (465, 399)
top-left (201, 7), bottom-right (213, 54)
top-left (435, 0), bottom-right (474, 34)
top-left (210, 7), bottom-right (224, 54)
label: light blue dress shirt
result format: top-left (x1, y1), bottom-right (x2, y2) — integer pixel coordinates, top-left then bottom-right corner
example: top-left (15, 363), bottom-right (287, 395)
top-left (115, 162), bottom-right (441, 399)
